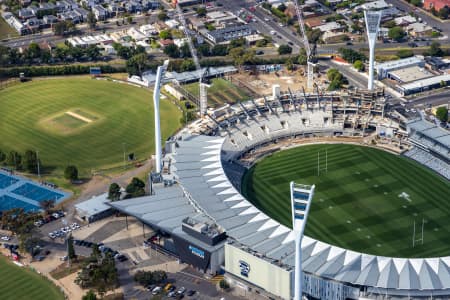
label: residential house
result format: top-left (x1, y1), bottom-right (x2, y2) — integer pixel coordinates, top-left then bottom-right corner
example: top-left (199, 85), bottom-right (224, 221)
top-left (142, 0), bottom-right (160, 10)
top-left (125, 1), bottom-right (143, 13)
top-left (173, 37), bottom-right (189, 47)
top-left (43, 15), bottom-right (59, 27)
top-left (165, 19), bottom-right (179, 29)
top-left (188, 17), bottom-right (205, 31)
top-left (378, 27), bottom-right (389, 39)
top-left (140, 24), bottom-right (158, 36)
top-left (423, 0), bottom-right (450, 11)
top-left (128, 27), bottom-right (147, 41)
top-left (407, 22), bottom-right (433, 37)
top-left (355, 0), bottom-right (390, 11)
top-left (313, 21), bottom-right (342, 33)
top-left (3, 13), bottom-right (28, 35)
top-left (394, 15), bottom-right (416, 26)
top-left (25, 17), bottom-right (41, 32)
top-left (18, 8), bottom-right (35, 20)
top-left (205, 24), bottom-right (255, 44)
top-left (93, 5), bottom-right (108, 20)
top-left (159, 39), bottom-right (174, 48)
top-left (322, 31), bottom-right (348, 43)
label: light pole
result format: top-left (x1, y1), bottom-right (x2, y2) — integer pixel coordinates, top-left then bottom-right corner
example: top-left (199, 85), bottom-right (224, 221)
top-left (290, 182), bottom-right (315, 300)
top-left (122, 143), bottom-right (126, 169)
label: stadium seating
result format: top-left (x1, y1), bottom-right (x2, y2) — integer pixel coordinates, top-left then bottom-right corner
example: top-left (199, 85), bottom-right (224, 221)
top-left (404, 147), bottom-right (450, 180)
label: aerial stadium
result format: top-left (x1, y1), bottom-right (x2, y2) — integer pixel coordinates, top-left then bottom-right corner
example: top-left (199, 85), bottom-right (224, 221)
top-left (109, 80), bottom-right (450, 299)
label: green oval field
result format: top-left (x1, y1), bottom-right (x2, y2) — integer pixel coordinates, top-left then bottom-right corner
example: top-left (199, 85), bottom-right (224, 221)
top-left (0, 78), bottom-right (181, 176)
top-left (242, 144), bottom-right (450, 258)
top-left (0, 256), bottom-right (64, 300)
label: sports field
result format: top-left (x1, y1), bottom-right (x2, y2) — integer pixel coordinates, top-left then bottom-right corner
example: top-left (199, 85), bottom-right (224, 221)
top-left (0, 78), bottom-right (181, 176)
top-left (0, 256), bottom-right (64, 300)
top-left (242, 144), bottom-right (450, 258)
top-left (184, 78), bottom-right (250, 107)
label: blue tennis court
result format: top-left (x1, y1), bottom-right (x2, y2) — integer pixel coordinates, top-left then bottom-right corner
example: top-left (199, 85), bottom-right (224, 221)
top-left (0, 173), bottom-right (19, 189)
top-left (0, 195), bottom-right (40, 212)
top-left (11, 183), bottom-right (65, 202)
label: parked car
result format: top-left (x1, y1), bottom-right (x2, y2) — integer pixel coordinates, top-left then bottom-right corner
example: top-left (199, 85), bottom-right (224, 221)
top-left (1, 236), bottom-right (11, 241)
top-left (152, 286), bottom-right (162, 295)
top-left (177, 287), bottom-right (186, 295)
top-left (186, 290), bottom-right (196, 296)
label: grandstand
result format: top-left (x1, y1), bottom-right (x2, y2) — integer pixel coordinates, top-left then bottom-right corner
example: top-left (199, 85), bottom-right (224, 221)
top-left (109, 87), bottom-right (450, 299)
top-left (0, 170), bottom-right (71, 212)
top-left (404, 118), bottom-right (450, 179)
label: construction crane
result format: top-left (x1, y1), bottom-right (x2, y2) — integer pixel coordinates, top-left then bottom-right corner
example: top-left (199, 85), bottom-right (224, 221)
top-left (174, 1), bottom-right (207, 116)
top-left (293, 0), bottom-right (314, 90)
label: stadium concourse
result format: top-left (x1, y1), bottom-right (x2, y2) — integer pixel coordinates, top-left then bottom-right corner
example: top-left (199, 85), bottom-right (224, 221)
top-left (109, 89), bottom-right (450, 300)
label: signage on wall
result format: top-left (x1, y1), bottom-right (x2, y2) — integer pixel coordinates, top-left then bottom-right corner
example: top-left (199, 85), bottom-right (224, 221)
top-left (188, 245), bottom-right (205, 259)
top-left (239, 260), bottom-right (250, 277)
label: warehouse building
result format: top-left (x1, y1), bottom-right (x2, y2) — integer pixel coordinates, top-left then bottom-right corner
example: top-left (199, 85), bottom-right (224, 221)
top-left (376, 56), bottom-right (424, 80)
top-left (397, 73), bottom-right (450, 95)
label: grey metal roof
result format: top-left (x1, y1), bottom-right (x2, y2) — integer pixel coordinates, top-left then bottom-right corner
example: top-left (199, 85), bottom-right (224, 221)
top-left (169, 129), bottom-right (450, 291)
top-left (111, 110), bottom-right (450, 291)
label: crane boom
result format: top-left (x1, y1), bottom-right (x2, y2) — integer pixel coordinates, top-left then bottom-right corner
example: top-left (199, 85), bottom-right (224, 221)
top-left (175, 3), bottom-right (207, 116)
top-left (292, 0), bottom-right (314, 89)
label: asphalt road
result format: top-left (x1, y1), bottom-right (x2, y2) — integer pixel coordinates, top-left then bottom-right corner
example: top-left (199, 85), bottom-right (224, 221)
top-left (407, 89), bottom-right (450, 108)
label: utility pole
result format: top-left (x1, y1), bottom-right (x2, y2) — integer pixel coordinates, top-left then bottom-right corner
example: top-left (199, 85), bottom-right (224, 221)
top-left (36, 150), bottom-right (41, 179)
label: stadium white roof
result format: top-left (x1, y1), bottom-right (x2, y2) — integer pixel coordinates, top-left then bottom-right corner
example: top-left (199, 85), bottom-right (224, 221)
top-left (110, 114), bottom-right (450, 291)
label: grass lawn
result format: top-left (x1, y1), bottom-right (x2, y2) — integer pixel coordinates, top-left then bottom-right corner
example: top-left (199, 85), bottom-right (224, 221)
top-left (0, 256), bottom-right (64, 300)
top-left (0, 78), bottom-right (181, 177)
top-left (0, 17), bottom-right (17, 40)
top-left (242, 144), bottom-right (450, 258)
top-left (184, 78), bottom-right (250, 107)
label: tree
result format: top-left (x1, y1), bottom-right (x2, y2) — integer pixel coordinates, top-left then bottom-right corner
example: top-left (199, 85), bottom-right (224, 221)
top-left (410, 0), bottom-right (421, 6)
top-left (64, 165), bottom-right (78, 181)
top-left (229, 47), bottom-right (251, 70)
top-left (429, 41), bottom-right (444, 56)
top-left (39, 199), bottom-right (55, 215)
top-left (87, 11), bottom-right (97, 29)
top-left (53, 20), bottom-right (76, 36)
top-left (278, 44), bottom-right (293, 55)
top-left (159, 30), bottom-right (172, 40)
top-left (163, 44), bottom-right (180, 58)
top-left (67, 234), bottom-right (76, 260)
top-left (23, 150), bottom-right (40, 174)
top-left (297, 48), bottom-right (307, 65)
top-left (388, 26), bottom-right (405, 42)
top-left (179, 43), bottom-right (191, 58)
top-left (197, 44), bottom-right (210, 57)
top-left (211, 44), bottom-right (228, 56)
top-left (438, 6), bottom-right (449, 19)
top-left (397, 49), bottom-right (414, 58)
top-left (327, 68), bottom-right (345, 91)
top-left (6, 151), bottom-right (21, 169)
top-left (196, 7), bottom-right (206, 17)
top-left (219, 279), bottom-right (230, 289)
top-left (86, 45), bottom-right (100, 61)
top-left (285, 56), bottom-right (295, 71)
top-left (82, 290), bottom-right (97, 300)
top-left (108, 183), bottom-right (121, 201)
top-left (435, 107), bottom-right (448, 122)
top-left (126, 53), bottom-right (148, 76)
top-left (127, 16), bottom-right (133, 24)
top-left (125, 177), bottom-right (145, 198)
top-left (26, 42), bottom-right (41, 59)
top-left (353, 60), bottom-right (364, 72)
top-left (180, 59), bottom-right (196, 72)
top-left (338, 48), bottom-right (366, 63)
top-left (157, 11), bottom-right (168, 21)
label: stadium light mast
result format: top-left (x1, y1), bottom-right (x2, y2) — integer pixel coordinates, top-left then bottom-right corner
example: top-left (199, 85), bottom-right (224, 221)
top-left (364, 10), bottom-right (382, 91)
top-left (153, 60), bottom-right (169, 174)
top-left (291, 182), bottom-right (315, 300)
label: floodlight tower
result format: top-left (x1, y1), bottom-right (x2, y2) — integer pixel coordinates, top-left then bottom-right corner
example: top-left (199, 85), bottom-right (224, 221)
top-left (153, 60), bottom-right (169, 174)
top-left (290, 182), bottom-right (315, 300)
top-left (364, 10), bottom-right (382, 91)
